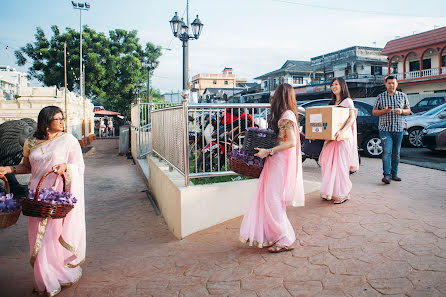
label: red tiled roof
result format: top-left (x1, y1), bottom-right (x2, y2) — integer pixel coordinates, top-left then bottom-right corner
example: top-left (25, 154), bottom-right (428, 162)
top-left (382, 26), bottom-right (446, 55)
top-left (94, 109), bottom-right (120, 116)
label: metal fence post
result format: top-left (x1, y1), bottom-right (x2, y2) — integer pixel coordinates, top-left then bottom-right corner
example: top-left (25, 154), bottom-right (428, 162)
top-left (183, 98), bottom-right (190, 186)
top-left (137, 98), bottom-right (141, 158)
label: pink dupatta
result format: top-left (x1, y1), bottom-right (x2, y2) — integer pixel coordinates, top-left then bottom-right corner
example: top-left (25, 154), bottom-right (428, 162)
top-left (319, 98), bottom-right (359, 201)
top-left (278, 110), bottom-right (305, 206)
top-left (339, 98), bottom-right (359, 172)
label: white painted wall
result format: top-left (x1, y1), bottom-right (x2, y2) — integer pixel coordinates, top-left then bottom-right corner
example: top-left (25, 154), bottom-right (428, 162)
top-left (0, 86), bottom-right (94, 140)
top-left (147, 155), bottom-right (321, 239)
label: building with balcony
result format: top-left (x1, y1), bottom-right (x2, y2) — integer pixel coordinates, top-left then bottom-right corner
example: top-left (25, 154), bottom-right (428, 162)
top-left (191, 67), bottom-right (248, 99)
top-left (311, 46), bottom-right (388, 84)
top-left (292, 46), bottom-right (388, 100)
top-left (255, 60), bottom-right (321, 92)
top-left (382, 26), bottom-right (446, 94)
top-left (0, 65), bottom-right (29, 100)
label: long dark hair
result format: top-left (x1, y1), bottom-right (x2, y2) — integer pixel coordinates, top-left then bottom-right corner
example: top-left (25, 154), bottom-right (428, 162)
top-left (34, 106), bottom-right (64, 140)
top-left (268, 83), bottom-right (298, 134)
top-left (328, 77), bottom-right (351, 105)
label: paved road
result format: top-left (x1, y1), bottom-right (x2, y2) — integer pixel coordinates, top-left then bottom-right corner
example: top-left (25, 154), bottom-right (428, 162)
top-left (1, 139), bottom-right (446, 297)
top-left (400, 147), bottom-right (446, 171)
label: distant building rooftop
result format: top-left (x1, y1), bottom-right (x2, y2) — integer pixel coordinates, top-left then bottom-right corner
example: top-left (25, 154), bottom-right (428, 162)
top-left (382, 26), bottom-right (446, 55)
top-left (255, 60), bottom-right (313, 80)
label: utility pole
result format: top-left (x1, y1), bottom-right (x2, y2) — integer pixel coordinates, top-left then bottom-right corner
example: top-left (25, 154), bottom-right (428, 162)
top-left (83, 64), bottom-right (86, 143)
top-left (64, 42), bottom-right (68, 132)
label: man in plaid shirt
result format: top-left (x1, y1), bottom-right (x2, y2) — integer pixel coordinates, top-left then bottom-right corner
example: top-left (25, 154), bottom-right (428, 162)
top-left (372, 76), bottom-right (411, 184)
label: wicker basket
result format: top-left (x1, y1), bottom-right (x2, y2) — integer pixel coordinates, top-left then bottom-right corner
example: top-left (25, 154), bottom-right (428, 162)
top-left (229, 131), bottom-right (264, 178)
top-left (0, 175), bottom-right (21, 229)
top-left (21, 171), bottom-right (74, 219)
top-left (242, 128), bottom-right (276, 155)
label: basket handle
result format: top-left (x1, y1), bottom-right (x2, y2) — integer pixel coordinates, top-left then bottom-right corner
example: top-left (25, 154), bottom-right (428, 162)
top-left (228, 131), bottom-right (246, 156)
top-left (34, 170), bottom-right (66, 202)
top-left (0, 175), bottom-right (10, 194)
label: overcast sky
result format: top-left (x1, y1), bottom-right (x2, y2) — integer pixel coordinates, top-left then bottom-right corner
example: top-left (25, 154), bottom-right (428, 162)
top-left (1, 0), bottom-right (445, 93)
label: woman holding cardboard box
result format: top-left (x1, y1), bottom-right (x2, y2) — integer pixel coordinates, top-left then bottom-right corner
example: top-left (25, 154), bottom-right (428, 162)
top-left (239, 83), bottom-right (304, 253)
top-left (319, 78), bottom-right (359, 204)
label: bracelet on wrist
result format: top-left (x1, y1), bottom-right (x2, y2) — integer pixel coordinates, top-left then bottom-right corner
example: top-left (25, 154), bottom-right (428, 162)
top-left (269, 148), bottom-right (274, 156)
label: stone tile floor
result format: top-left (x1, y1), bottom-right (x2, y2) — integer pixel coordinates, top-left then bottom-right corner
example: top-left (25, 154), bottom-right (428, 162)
top-left (1, 139), bottom-right (446, 297)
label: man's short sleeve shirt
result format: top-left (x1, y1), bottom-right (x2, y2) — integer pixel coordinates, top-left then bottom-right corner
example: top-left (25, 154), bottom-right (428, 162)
top-left (374, 91), bottom-right (410, 132)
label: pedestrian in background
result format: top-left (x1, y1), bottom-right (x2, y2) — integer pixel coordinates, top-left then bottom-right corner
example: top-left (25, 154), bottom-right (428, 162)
top-left (107, 118), bottom-right (114, 137)
top-left (239, 83), bottom-right (304, 253)
top-left (319, 77), bottom-right (359, 204)
top-left (100, 118), bottom-right (106, 137)
top-left (372, 76), bottom-right (411, 184)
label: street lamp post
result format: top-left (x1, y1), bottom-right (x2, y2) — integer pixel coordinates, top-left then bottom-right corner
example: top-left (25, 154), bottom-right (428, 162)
top-left (169, 10), bottom-right (203, 91)
top-left (143, 60), bottom-right (156, 103)
top-left (71, 1), bottom-right (90, 143)
top-left (169, 6), bottom-right (203, 186)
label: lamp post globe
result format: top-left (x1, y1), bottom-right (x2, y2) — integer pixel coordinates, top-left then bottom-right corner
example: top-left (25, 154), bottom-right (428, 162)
top-left (169, 9), bottom-right (203, 92)
top-left (169, 12), bottom-right (181, 37)
top-left (191, 15), bottom-right (203, 39)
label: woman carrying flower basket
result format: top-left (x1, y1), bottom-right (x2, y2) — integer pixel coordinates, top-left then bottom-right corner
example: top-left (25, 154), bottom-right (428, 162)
top-left (239, 83), bottom-right (304, 253)
top-left (0, 106), bottom-right (85, 296)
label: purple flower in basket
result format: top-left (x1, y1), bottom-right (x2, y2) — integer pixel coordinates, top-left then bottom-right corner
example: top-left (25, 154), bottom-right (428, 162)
top-left (0, 192), bottom-right (20, 213)
top-left (247, 127), bottom-right (274, 134)
top-left (27, 188), bottom-right (77, 205)
top-left (231, 149), bottom-right (265, 167)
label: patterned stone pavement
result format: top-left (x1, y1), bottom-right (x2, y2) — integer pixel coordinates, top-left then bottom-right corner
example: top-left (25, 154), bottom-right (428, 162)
top-left (1, 139), bottom-right (446, 297)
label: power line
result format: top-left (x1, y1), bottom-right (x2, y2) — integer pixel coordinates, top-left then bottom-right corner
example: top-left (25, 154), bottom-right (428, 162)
top-left (272, 0), bottom-right (441, 18)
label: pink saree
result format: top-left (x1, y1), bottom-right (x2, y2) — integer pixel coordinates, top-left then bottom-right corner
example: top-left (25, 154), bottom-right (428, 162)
top-left (319, 98), bottom-right (359, 201)
top-left (25, 133), bottom-right (85, 296)
top-left (239, 110), bottom-right (304, 248)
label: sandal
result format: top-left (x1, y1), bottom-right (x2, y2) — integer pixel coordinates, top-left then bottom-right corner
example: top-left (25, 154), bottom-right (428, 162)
top-left (267, 244), bottom-right (294, 253)
top-left (333, 198), bottom-right (349, 204)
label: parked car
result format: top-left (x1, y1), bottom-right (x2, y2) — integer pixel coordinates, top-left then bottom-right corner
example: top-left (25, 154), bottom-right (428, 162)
top-left (411, 96), bottom-right (446, 114)
top-left (404, 103), bottom-right (446, 147)
top-left (421, 121), bottom-right (446, 151)
top-left (299, 99), bottom-right (382, 158)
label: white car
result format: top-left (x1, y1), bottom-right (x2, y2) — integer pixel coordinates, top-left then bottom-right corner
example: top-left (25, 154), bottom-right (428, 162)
top-left (404, 103), bottom-right (446, 147)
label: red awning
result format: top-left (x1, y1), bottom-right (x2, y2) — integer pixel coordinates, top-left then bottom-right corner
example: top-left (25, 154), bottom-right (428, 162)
top-left (94, 109), bottom-right (121, 116)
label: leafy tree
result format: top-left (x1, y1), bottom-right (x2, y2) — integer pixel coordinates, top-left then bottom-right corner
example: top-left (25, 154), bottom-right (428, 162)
top-left (15, 25), bottom-right (162, 115)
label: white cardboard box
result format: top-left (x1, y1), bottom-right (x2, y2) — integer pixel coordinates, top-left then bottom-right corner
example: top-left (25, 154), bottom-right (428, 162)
top-left (305, 106), bottom-right (350, 140)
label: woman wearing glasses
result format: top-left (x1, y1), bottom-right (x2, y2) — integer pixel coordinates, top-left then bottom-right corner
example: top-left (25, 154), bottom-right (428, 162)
top-left (0, 106), bottom-right (85, 296)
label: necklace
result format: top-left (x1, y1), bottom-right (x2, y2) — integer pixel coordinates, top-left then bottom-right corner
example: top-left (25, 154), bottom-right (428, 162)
top-left (40, 132), bottom-right (60, 156)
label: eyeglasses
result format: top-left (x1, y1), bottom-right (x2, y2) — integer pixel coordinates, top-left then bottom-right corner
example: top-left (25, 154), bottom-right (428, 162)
top-left (52, 117), bottom-right (65, 122)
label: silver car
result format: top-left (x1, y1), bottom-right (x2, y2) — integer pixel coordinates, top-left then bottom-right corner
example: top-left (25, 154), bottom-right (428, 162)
top-left (404, 103), bottom-right (446, 147)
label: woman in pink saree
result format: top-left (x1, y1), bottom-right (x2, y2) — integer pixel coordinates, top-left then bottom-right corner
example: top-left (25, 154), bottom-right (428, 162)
top-left (0, 106), bottom-right (85, 296)
top-left (319, 78), bottom-right (359, 204)
top-left (239, 83), bottom-right (304, 253)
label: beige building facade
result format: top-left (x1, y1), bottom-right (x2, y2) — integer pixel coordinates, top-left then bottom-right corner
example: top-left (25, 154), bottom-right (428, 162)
top-left (0, 86), bottom-right (94, 140)
top-left (191, 67), bottom-right (248, 98)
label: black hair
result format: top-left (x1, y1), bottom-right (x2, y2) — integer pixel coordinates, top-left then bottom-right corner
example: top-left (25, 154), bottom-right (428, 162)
top-left (34, 106), bottom-right (64, 140)
top-left (328, 77), bottom-right (352, 105)
top-left (385, 75), bottom-right (397, 82)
